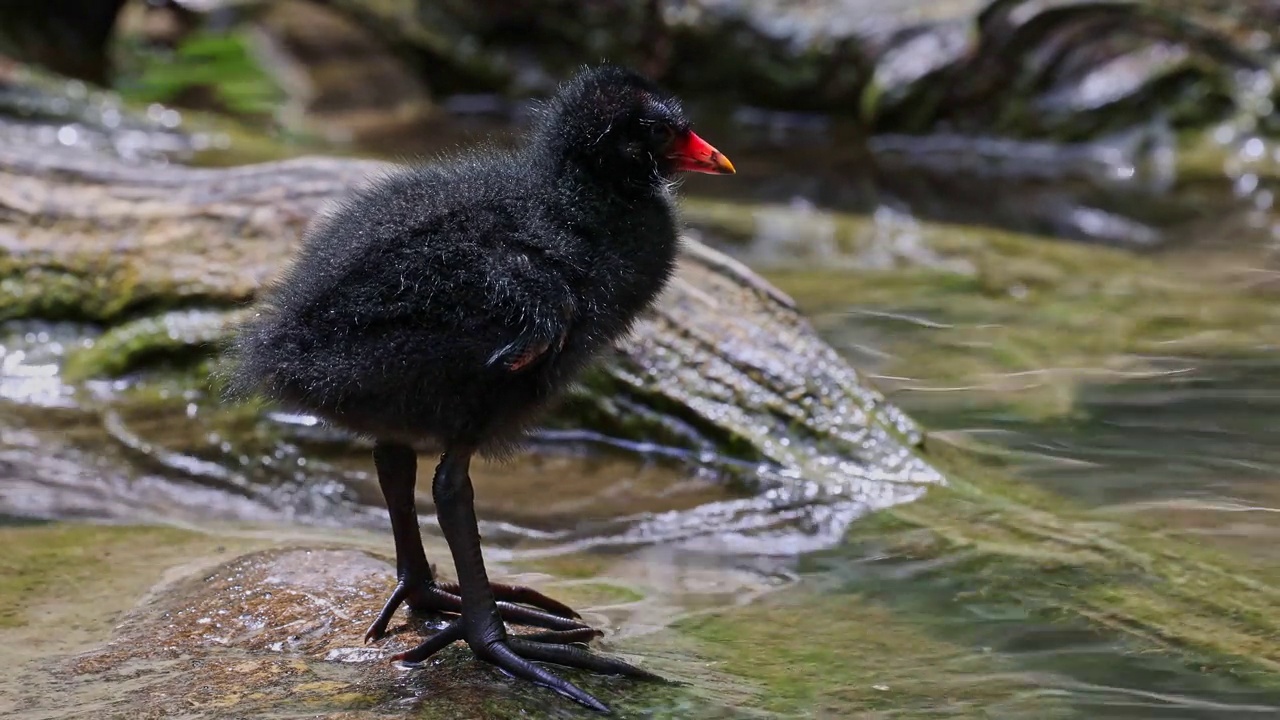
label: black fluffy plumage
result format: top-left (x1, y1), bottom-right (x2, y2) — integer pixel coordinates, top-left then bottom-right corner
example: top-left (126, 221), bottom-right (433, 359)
top-left (228, 65), bottom-right (719, 456)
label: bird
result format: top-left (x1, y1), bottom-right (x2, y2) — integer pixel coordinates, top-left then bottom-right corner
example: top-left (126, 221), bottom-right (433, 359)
top-left (225, 64), bottom-right (735, 712)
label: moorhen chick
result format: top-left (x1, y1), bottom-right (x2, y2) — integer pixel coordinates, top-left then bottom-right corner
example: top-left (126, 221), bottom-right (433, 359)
top-left (227, 64), bottom-right (734, 711)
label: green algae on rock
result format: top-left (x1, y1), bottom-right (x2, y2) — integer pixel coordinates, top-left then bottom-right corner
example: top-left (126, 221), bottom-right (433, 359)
top-left (680, 591), bottom-right (1075, 719)
top-left (0, 522), bottom-right (213, 631)
top-left (665, 438), bottom-right (1280, 717)
top-left (60, 309), bottom-right (245, 382)
top-left (852, 441), bottom-right (1280, 683)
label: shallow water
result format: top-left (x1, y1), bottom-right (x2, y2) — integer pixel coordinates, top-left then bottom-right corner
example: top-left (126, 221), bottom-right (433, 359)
top-left (799, 337), bottom-right (1280, 718)
top-left (4, 81), bottom-right (1280, 717)
top-left (742, 160), bottom-right (1280, 715)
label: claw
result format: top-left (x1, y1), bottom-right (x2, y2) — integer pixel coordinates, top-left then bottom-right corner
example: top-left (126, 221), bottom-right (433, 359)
top-left (365, 582), bottom-right (414, 643)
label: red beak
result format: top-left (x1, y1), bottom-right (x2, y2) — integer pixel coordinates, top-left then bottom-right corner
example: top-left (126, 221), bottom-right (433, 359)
top-left (668, 130), bottom-right (735, 175)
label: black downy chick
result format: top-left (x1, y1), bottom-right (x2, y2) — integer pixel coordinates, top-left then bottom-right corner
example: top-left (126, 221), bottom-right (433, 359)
top-left (227, 64), bottom-right (734, 713)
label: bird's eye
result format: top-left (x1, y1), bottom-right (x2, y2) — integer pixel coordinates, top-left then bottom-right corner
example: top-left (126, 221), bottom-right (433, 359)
top-left (650, 122), bottom-right (675, 144)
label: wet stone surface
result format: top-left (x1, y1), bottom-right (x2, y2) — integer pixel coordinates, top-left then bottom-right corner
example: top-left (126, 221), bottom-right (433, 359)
top-left (38, 548), bottom-right (682, 719)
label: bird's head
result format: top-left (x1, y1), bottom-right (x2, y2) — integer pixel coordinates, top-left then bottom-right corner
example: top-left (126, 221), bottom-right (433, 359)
top-left (532, 65), bottom-right (735, 189)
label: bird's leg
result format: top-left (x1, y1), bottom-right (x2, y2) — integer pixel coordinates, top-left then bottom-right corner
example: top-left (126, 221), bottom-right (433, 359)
top-left (365, 441), bottom-right (592, 643)
top-left (364, 441), bottom-right (436, 641)
top-left (392, 448), bottom-right (661, 713)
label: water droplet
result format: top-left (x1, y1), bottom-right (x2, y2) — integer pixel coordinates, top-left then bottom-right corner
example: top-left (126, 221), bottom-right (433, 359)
top-left (1243, 137), bottom-right (1266, 160)
top-left (1236, 173), bottom-right (1259, 197)
top-left (56, 125), bottom-right (78, 146)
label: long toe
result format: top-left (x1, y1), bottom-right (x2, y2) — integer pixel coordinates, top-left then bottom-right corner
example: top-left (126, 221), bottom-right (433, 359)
top-left (495, 600), bottom-right (597, 632)
top-left (518, 627), bottom-right (601, 645)
top-left (366, 579), bottom-right (458, 643)
top-left (437, 580), bottom-right (582, 619)
top-left (428, 583), bottom-right (594, 632)
top-left (482, 640), bottom-right (612, 713)
top-left (507, 637), bottom-right (665, 682)
top-left (472, 634), bottom-right (665, 713)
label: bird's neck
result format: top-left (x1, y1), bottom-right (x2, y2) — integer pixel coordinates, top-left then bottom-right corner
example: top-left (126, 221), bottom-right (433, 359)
top-left (532, 148), bottom-right (668, 209)
top-left (523, 143), bottom-right (679, 272)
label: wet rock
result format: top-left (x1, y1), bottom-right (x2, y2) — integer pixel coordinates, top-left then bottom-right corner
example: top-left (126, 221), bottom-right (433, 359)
top-left (0, 63), bottom-right (200, 164)
top-left (861, 0), bottom-right (1268, 139)
top-left (6, 0), bottom-right (1276, 144)
top-left (319, 0), bottom-right (904, 110)
top-left (64, 547), bottom-right (675, 718)
top-left (252, 0), bottom-right (433, 145)
top-left (7, 0), bottom-right (1280, 142)
top-left (310, 0), bottom-right (1276, 140)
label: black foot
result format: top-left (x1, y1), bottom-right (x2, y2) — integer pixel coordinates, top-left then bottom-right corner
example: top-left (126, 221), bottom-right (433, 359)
top-left (365, 578), bottom-right (596, 643)
top-left (392, 615), bottom-right (663, 713)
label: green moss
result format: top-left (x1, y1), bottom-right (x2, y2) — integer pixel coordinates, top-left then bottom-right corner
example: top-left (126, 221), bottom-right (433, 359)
top-left (680, 591), bottom-right (1069, 717)
top-left (523, 555), bottom-right (613, 582)
top-left (862, 441), bottom-right (1280, 681)
top-left (0, 266), bottom-right (142, 323)
top-left (560, 582), bottom-right (646, 607)
top-left (62, 309), bottom-right (240, 381)
top-left (663, 437), bottom-right (1280, 712)
top-left (0, 523), bottom-right (205, 628)
top-left (115, 30), bottom-right (284, 119)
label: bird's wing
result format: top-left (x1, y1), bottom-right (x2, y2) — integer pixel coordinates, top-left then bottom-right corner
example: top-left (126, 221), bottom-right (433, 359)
top-left (485, 298), bottom-right (573, 373)
top-left (477, 243), bottom-right (577, 373)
